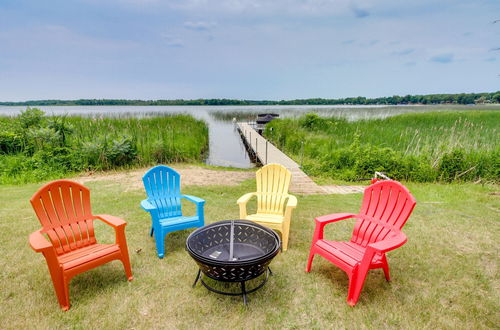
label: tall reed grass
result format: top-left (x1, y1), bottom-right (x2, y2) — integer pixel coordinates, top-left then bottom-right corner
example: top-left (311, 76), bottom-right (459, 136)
top-left (264, 111), bottom-right (499, 182)
top-left (0, 110), bottom-right (208, 184)
top-left (68, 115), bottom-right (208, 164)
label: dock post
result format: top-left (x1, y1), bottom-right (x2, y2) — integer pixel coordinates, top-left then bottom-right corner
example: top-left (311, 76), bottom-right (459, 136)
top-left (300, 141), bottom-right (304, 168)
top-left (266, 141), bottom-right (268, 164)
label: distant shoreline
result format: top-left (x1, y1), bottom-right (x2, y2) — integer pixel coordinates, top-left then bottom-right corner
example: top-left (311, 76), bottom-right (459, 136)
top-left (1, 91), bottom-right (499, 106)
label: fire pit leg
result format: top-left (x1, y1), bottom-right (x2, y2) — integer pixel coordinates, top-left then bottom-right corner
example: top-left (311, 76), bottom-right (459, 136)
top-left (192, 269), bottom-right (201, 288)
top-left (195, 268), bottom-right (271, 305)
top-left (240, 281), bottom-right (247, 305)
top-left (268, 267), bottom-right (273, 276)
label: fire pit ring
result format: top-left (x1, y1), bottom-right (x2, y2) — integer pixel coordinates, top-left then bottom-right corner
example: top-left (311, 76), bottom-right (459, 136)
top-left (186, 220), bottom-right (281, 304)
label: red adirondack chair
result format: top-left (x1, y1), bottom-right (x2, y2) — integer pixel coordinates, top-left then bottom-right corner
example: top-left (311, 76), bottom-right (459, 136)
top-left (29, 180), bottom-right (133, 310)
top-left (306, 180), bottom-right (416, 306)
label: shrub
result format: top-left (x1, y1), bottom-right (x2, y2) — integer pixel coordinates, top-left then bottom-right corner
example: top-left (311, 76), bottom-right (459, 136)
top-left (80, 141), bottom-right (106, 169)
top-left (353, 146), bottom-right (399, 178)
top-left (48, 116), bottom-right (73, 146)
top-left (438, 149), bottom-right (467, 182)
top-left (17, 107), bottom-right (45, 130)
top-left (26, 127), bottom-right (61, 154)
top-left (0, 132), bottom-right (22, 154)
top-left (79, 136), bottom-right (137, 169)
top-left (106, 136), bottom-right (137, 167)
top-left (300, 113), bottom-right (328, 130)
top-left (31, 147), bottom-right (82, 173)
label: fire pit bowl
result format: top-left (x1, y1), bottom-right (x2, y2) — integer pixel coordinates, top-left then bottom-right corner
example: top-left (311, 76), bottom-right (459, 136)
top-left (186, 220), bottom-right (280, 304)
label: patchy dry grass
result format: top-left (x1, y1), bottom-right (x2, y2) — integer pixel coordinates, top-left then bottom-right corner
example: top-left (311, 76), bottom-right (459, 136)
top-left (0, 173), bottom-right (498, 329)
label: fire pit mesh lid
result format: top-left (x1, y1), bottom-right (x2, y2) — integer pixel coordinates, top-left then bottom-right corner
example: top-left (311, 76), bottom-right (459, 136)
top-left (186, 220), bottom-right (279, 264)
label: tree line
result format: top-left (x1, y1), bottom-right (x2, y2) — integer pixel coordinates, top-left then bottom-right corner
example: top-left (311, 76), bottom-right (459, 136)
top-left (1, 91), bottom-right (499, 106)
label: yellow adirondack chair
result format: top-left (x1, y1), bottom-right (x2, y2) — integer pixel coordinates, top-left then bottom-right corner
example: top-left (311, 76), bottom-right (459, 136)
top-left (237, 164), bottom-right (297, 251)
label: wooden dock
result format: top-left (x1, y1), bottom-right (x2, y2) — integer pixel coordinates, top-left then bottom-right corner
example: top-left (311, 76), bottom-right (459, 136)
top-left (236, 123), bottom-right (363, 195)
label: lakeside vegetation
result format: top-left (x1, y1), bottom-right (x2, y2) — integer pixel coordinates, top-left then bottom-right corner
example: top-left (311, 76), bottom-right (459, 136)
top-left (1, 91), bottom-right (499, 106)
top-left (264, 111), bottom-right (499, 183)
top-left (210, 105), bottom-right (500, 124)
top-left (0, 108), bottom-right (208, 184)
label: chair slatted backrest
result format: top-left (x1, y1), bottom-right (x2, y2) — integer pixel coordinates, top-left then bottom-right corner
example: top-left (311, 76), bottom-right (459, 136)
top-left (255, 164), bottom-right (292, 215)
top-left (351, 180), bottom-right (416, 247)
top-left (142, 165), bottom-right (182, 218)
top-left (30, 180), bottom-right (96, 255)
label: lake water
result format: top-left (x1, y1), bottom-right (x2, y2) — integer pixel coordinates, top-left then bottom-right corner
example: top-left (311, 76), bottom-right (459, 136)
top-left (0, 104), bottom-right (495, 168)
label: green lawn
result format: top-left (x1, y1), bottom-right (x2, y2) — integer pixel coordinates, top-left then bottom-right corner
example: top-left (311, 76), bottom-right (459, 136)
top-left (0, 172), bottom-right (498, 328)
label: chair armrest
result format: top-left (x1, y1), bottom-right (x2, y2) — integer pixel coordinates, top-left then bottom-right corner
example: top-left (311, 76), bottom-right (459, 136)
top-left (181, 194), bottom-right (205, 205)
top-left (29, 230), bottom-right (53, 252)
top-left (182, 194), bottom-right (205, 223)
top-left (283, 194), bottom-right (298, 224)
top-left (285, 194), bottom-right (297, 209)
top-left (237, 192), bottom-right (256, 205)
top-left (141, 199), bottom-right (157, 212)
top-left (94, 214), bottom-right (127, 228)
top-left (311, 213), bottom-right (357, 243)
top-left (94, 214), bottom-right (129, 246)
top-left (368, 232), bottom-right (407, 253)
top-left (237, 192), bottom-right (256, 219)
top-left (315, 213), bottom-right (357, 224)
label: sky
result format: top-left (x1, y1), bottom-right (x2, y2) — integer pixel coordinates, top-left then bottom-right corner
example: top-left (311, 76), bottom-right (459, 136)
top-left (0, 0), bottom-right (499, 101)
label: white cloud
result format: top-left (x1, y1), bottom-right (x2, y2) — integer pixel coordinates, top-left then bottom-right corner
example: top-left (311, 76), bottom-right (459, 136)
top-left (183, 21), bottom-right (216, 31)
top-left (161, 34), bottom-right (184, 47)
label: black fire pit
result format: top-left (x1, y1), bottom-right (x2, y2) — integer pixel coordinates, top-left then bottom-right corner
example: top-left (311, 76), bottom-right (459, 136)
top-left (186, 220), bottom-right (281, 304)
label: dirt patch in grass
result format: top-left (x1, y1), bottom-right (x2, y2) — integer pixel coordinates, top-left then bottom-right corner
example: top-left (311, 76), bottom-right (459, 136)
top-left (71, 166), bottom-right (365, 195)
top-left (72, 166), bottom-right (255, 191)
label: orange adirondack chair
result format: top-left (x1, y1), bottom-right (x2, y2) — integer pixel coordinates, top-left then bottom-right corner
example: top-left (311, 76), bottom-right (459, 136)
top-left (29, 180), bottom-right (133, 311)
top-left (306, 180), bottom-right (416, 306)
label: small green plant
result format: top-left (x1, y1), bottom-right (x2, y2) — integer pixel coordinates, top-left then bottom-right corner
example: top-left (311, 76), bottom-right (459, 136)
top-left (300, 113), bottom-right (327, 130)
top-left (17, 107), bottom-right (45, 130)
top-left (48, 116), bottom-right (73, 146)
top-left (107, 136), bottom-right (137, 167)
top-left (0, 132), bottom-right (22, 154)
top-left (438, 149), bottom-right (467, 182)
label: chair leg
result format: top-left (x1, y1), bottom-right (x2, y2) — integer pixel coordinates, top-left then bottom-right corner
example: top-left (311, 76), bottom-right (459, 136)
top-left (347, 273), bottom-right (356, 306)
top-left (305, 249), bottom-right (315, 272)
top-left (381, 255), bottom-right (391, 281)
top-left (347, 266), bottom-right (370, 307)
top-left (149, 227), bottom-right (154, 237)
top-left (45, 255), bottom-right (69, 311)
top-left (281, 227), bottom-right (289, 252)
top-left (115, 228), bottom-right (134, 280)
top-left (62, 275), bottom-right (71, 311)
top-left (120, 251), bottom-right (133, 281)
top-left (48, 267), bottom-right (70, 311)
top-left (153, 229), bottom-right (165, 258)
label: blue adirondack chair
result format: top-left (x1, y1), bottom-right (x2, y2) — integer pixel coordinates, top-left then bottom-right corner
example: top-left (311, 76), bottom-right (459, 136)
top-left (141, 165), bottom-right (205, 258)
